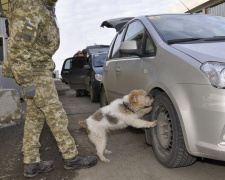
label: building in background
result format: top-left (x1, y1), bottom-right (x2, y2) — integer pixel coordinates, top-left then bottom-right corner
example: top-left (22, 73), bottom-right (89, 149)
top-left (53, 70), bottom-right (60, 79)
top-left (167, 0), bottom-right (225, 16)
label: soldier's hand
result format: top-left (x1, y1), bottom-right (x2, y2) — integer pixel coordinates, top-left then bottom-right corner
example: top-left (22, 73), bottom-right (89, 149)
top-left (24, 86), bottom-right (36, 99)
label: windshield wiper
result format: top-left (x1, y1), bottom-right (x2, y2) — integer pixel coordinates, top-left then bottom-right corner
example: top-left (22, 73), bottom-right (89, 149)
top-left (204, 36), bottom-right (225, 41)
top-left (167, 38), bottom-right (202, 45)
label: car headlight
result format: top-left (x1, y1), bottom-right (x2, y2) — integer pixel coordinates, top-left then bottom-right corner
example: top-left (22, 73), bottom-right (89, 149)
top-left (201, 62), bottom-right (225, 88)
top-left (95, 74), bottom-right (102, 82)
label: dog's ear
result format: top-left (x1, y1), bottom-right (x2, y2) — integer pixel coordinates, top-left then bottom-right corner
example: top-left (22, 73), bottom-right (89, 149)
top-left (129, 90), bottom-right (138, 105)
top-left (131, 95), bottom-right (137, 103)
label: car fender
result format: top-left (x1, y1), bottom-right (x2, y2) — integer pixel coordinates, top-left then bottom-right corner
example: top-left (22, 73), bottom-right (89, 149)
top-left (147, 82), bottom-right (193, 154)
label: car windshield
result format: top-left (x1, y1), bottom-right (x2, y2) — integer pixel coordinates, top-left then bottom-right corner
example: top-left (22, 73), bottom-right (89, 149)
top-left (148, 14), bottom-right (225, 43)
top-left (93, 53), bottom-right (107, 67)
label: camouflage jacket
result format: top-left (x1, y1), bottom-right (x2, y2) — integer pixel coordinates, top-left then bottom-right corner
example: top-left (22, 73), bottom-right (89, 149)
top-left (2, 0), bottom-right (59, 87)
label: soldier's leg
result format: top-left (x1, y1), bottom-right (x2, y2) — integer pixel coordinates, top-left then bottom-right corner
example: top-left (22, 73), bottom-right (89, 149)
top-left (42, 102), bottom-right (78, 159)
top-left (22, 98), bottom-right (45, 164)
top-left (34, 76), bottom-right (78, 159)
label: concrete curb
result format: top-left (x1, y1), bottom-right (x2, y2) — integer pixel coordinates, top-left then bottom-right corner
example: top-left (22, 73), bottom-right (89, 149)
top-left (0, 89), bottom-right (25, 127)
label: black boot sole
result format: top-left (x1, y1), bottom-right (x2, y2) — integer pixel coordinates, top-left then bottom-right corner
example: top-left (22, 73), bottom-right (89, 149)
top-left (24, 164), bottom-right (55, 178)
top-left (63, 160), bottom-right (98, 170)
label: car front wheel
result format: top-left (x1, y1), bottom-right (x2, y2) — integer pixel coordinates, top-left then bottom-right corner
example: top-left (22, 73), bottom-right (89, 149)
top-left (90, 82), bottom-right (99, 102)
top-left (100, 86), bottom-right (108, 107)
top-left (150, 93), bottom-right (196, 168)
top-left (75, 90), bottom-right (80, 97)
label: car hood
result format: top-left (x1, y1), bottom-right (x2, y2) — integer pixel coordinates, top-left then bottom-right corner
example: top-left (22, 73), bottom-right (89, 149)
top-left (171, 42), bottom-right (225, 63)
top-left (93, 67), bottom-right (103, 75)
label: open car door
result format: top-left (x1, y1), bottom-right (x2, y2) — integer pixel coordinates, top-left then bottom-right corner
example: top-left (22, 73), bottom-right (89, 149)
top-left (61, 56), bottom-right (88, 90)
top-left (100, 17), bottom-right (134, 32)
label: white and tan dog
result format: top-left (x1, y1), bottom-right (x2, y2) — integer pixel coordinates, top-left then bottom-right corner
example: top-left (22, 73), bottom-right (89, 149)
top-left (79, 89), bottom-right (157, 163)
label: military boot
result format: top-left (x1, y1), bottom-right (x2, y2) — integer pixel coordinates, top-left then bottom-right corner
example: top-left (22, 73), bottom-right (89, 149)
top-left (64, 155), bottom-right (98, 169)
top-left (24, 160), bottom-right (55, 178)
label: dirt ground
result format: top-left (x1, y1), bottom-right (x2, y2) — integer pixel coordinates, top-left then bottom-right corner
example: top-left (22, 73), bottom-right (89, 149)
top-left (1, 80), bottom-right (225, 180)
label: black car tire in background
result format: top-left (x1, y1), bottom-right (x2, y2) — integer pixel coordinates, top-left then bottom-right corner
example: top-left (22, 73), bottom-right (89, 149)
top-left (90, 82), bottom-right (99, 102)
top-left (75, 90), bottom-right (80, 97)
top-left (75, 89), bottom-right (87, 97)
top-left (149, 92), bottom-right (196, 168)
top-left (100, 86), bottom-right (108, 107)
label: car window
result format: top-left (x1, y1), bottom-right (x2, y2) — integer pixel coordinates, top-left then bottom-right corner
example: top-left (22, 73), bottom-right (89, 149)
top-left (107, 36), bottom-right (116, 60)
top-left (111, 28), bottom-right (126, 59)
top-left (64, 59), bottom-right (71, 70)
top-left (148, 14), bottom-right (225, 42)
top-left (145, 34), bottom-right (156, 56)
top-left (124, 21), bottom-right (145, 50)
top-left (71, 57), bottom-right (87, 69)
top-left (93, 53), bottom-right (107, 67)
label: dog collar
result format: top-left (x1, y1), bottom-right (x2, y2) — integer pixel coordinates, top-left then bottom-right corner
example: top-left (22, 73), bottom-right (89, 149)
top-left (123, 102), bottom-right (135, 113)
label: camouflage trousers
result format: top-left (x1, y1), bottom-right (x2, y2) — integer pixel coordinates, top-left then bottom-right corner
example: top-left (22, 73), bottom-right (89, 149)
top-left (22, 75), bottom-right (78, 164)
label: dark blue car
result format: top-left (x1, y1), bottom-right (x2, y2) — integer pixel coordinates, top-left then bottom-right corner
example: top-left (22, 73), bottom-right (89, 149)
top-left (61, 45), bottom-right (109, 102)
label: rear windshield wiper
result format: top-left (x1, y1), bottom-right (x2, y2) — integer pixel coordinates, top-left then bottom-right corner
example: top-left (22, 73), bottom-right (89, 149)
top-left (203, 36), bottom-right (225, 41)
top-left (167, 38), bottom-right (202, 45)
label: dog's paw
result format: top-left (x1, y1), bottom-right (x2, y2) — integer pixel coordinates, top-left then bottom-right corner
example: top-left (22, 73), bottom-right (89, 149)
top-left (101, 158), bottom-right (110, 163)
top-left (104, 150), bottom-right (112, 155)
top-left (146, 107), bottom-right (152, 113)
top-left (150, 120), bottom-right (157, 127)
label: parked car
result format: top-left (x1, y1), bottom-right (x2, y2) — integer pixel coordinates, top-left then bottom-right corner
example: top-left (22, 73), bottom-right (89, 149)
top-left (100, 14), bottom-right (225, 168)
top-left (61, 45), bottom-right (109, 98)
top-left (61, 56), bottom-right (88, 96)
top-left (84, 52), bottom-right (108, 102)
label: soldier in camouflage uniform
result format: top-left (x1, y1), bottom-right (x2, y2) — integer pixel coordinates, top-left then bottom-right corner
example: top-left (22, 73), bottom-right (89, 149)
top-left (2, 0), bottom-right (98, 177)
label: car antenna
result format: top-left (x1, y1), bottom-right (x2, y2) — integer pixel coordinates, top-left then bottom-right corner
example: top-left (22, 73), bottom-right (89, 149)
top-left (179, 0), bottom-right (193, 14)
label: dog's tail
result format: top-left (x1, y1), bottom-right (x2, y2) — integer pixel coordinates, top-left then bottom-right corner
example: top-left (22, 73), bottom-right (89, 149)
top-left (78, 121), bottom-right (87, 128)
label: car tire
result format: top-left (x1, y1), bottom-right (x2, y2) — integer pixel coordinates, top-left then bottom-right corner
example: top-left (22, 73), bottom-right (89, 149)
top-left (100, 86), bottom-right (108, 107)
top-left (75, 90), bottom-right (80, 97)
top-left (90, 83), bottom-right (99, 102)
top-left (149, 92), bottom-right (196, 168)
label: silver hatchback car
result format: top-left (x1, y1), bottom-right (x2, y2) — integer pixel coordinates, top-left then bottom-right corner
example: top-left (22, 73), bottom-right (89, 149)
top-left (100, 14), bottom-right (225, 168)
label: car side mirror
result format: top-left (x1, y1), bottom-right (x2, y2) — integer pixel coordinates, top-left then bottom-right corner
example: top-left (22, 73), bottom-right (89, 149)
top-left (119, 40), bottom-right (142, 57)
top-left (83, 64), bottom-right (91, 70)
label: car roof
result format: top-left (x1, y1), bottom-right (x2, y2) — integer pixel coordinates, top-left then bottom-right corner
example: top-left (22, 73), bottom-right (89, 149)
top-left (92, 52), bottom-right (107, 56)
top-left (146, 13), bottom-right (192, 16)
top-left (65, 56), bottom-right (87, 60)
top-left (86, 45), bottom-right (109, 49)
top-left (85, 45), bottom-right (109, 56)
top-left (100, 14), bottom-right (196, 32)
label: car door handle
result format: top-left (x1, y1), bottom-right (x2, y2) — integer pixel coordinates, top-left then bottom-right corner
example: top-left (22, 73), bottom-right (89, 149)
top-left (115, 67), bottom-right (121, 72)
top-left (63, 71), bottom-right (69, 74)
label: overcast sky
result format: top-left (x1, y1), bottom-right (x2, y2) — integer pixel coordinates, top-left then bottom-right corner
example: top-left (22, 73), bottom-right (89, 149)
top-left (53, 0), bottom-right (180, 72)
